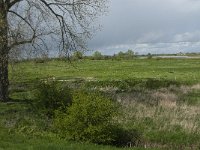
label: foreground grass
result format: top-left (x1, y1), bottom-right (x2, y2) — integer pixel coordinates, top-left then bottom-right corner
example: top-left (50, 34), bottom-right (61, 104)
top-left (0, 102), bottom-right (152, 150)
top-left (0, 128), bottom-right (128, 150)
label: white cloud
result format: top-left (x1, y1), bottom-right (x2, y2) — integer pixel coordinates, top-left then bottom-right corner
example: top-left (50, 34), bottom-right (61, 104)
top-left (89, 0), bottom-right (200, 54)
top-left (173, 31), bottom-right (200, 42)
top-left (136, 32), bottom-right (164, 43)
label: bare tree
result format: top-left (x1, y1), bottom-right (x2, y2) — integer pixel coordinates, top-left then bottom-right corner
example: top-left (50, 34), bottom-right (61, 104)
top-left (0, 0), bottom-right (108, 102)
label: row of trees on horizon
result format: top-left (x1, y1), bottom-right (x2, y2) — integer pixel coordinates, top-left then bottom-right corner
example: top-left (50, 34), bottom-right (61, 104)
top-left (10, 49), bottom-right (200, 63)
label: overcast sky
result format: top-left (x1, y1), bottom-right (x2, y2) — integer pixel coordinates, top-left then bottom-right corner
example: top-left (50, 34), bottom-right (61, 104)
top-left (88, 0), bottom-right (200, 55)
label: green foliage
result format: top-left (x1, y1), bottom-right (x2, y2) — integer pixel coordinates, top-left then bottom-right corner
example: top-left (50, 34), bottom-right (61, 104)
top-left (35, 80), bottom-right (72, 117)
top-left (92, 51), bottom-right (103, 60)
top-left (181, 89), bottom-right (200, 105)
top-left (145, 78), bottom-right (180, 89)
top-left (84, 78), bottom-right (180, 92)
top-left (147, 53), bottom-right (152, 59)
top-left (115, 50), bottom-right (135, 60)
top-left (35, 59), bottom-right (45, 63)
top-left (113, 128), bottom-right (142, 147)
top-left (117, 51), bottom-right (125, 59)
top-left (72, 51), bottom-right (84, 60)
top-left (54, 91), bottom-right (120, 145)
top-left (126, 49), bottom-right (135, 57)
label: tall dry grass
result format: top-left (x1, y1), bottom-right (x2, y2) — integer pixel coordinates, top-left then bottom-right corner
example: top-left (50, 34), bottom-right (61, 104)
top-left (117, 84), bottom-right (200, 140)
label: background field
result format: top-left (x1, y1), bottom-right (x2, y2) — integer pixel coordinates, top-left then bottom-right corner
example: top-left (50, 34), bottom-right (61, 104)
top-left (10, 59), bottom-right (200, 83)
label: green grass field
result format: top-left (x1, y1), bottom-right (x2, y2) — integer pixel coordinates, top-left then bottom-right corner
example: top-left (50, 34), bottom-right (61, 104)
top-left (10, 59), bottom-right (200, 83)
top-left (1, 58), bottom-right (200, 149)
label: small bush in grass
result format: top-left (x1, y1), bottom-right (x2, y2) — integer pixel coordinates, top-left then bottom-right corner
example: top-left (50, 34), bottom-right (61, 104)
top-left (113, 128), bottom-right (142, 147)
top-left (54, 91), bottom-right (120, 145)
top-left (35, 80), bottom-right (72, 117)
top-left (145, 78), bottom-right (180, 89)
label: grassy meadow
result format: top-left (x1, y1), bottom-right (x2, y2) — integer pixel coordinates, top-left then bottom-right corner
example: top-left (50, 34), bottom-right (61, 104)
top-left (10, 58), bottom-right (200, 83)
top-left (0, 58), bottom-right (200, 149)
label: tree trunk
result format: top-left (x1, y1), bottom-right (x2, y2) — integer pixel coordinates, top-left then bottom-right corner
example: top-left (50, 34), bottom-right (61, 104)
top-left (0, 9), bottom-right (9, 102)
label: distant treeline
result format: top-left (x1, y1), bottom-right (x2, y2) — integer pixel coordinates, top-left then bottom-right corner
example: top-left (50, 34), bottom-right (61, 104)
top-left (10, 50), bottom-right (200, 63)
top-left (68, 51), bottom-right (200, 60)
top-left (68, 49), bottom-right (137, 60)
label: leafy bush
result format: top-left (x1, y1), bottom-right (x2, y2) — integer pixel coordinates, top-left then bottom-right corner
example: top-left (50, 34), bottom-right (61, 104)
top-left (54, 91), bottom-right (120, 145)
top-left (72, 51), bottom-right (84, 60)
top-left (35, 80), bottom-right (72, 117)
top-left (113, 128), bottom-right (142, 147)
top-left (145, 78), bottom-right (180, 89)
top-left (147, 53), bottom-right (152, 59)
top-left (92, 51), bottom-right (103, 60)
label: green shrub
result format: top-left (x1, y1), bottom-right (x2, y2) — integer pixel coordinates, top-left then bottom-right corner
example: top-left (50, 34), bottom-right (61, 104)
top-left (113, 128), bottom-right (142, 147)
top-left (72, 51), bottom-right (84, 60)
top-left (35, 80), bottom-right (72, 117)
top-left (181, 90), bottom-right (200, 105)
top-left (147, 53), bottom-right (152, 59)
top-left (92, 51), bottom-right (103, 60)
top-left (54, 91), bottom-right (120, 145)
top-left (145, 78), bottom-right (180, 89)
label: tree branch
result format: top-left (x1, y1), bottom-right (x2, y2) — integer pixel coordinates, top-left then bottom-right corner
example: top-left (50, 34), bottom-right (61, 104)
top-left (7, 0), bottom-right (22, 10)
top-left (8, 10), bottom-right (35, 31)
